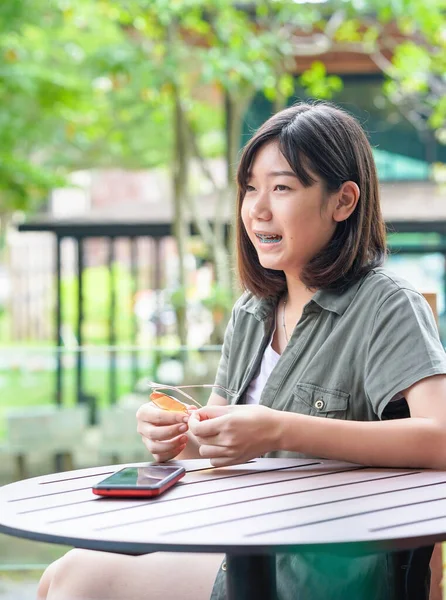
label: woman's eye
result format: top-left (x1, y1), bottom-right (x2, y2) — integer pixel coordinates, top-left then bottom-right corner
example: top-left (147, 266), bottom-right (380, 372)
top-left (275, 184), bottom-right (290, 192)
top-left (246, 185), bottom-right (255, 192)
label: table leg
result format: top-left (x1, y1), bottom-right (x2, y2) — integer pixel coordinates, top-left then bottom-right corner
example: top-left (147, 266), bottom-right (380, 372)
top-left (392, 546), bottom-right (434, 600)
top-left (225, 553), bottom-right (277, 600)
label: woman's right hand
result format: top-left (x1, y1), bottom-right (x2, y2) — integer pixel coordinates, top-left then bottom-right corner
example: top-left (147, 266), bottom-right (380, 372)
top-left (136, 403), bottom-right (190, 462)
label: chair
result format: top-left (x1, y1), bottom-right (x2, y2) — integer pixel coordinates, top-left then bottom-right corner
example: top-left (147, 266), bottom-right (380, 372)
top-left (97, 401), bottom-right (151, 464)
top-left (1, 404), bottom-right (89, 479)
top-left (422, 293), bottom-right (442, 600)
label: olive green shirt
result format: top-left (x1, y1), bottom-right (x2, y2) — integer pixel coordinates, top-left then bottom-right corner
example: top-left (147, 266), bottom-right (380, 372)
top-left (210, 267), bottom-right (446, 600)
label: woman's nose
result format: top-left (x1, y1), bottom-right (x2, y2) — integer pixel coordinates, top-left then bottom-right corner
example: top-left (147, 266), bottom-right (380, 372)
top-left (249, 193), bottom-right (272, 220)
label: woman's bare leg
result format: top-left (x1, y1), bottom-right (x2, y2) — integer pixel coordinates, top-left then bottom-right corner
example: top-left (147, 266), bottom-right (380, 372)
top-left (37, 556), bottom-right (66, 600)
top-left (37, 549), bottom-right (224, 600)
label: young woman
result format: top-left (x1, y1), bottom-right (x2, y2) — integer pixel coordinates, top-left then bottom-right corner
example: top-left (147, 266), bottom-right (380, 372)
top-left (38, 102), bottom-right (446, 600)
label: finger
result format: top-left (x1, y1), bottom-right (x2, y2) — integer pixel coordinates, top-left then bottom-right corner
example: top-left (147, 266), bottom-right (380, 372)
top-left (189, 413), bottom-right (225, 438)
top-left (152, 453), bottom-right (174, 463)
top-left (137, 422), bottom-right (188, 442)
top-left (199, 444), bottom-right (231, 459)
top-left (141, 434), bottom-right (188, 456)
top-left (195, 405), bottom-right (230, 421)
top-left (193, 433), bottom-right (226, 448)
top-left (137, 403), bottom-right (188, 426)
top-left (143, 440), bottom-right (186, 460)
top-left (152, 449), bottom-right (184, 463)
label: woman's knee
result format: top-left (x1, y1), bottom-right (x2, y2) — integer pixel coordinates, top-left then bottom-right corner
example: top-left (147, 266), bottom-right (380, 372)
top-left (37, 549), bottom-right (222, 600)
top-left (37, 551), bottom-right (77, 600)
top-left (40, 548), bottom-right (103, 599)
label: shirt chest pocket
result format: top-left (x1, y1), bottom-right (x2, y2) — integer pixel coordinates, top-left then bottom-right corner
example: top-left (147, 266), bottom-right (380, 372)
top-left (292, 383), bottom-right (350, 419)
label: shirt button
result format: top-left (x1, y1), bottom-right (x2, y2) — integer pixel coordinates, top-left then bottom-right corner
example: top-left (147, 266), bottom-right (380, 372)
top-left (221, 561), bottom-right (227, 571)
top-left (314, 399), bottom-right (325, 410)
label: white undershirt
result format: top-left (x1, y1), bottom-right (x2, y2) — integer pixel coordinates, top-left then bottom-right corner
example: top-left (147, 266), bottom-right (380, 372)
top-left (244, 335), bottom-right (281, 405)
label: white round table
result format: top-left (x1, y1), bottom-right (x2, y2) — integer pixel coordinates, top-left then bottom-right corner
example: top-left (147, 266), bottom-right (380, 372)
top-left (1, 457), bottom-right (446, 599)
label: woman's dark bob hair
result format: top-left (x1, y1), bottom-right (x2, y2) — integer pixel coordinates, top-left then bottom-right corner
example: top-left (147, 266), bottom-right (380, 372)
top-left (236, 102), bottom-right (387, 297)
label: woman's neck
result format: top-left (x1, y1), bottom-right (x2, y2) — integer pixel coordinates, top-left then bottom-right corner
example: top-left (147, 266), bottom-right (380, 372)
top-left (271, 277), bottom-right (316, 352)
top-left (284, 277), bottom-right (316, 313)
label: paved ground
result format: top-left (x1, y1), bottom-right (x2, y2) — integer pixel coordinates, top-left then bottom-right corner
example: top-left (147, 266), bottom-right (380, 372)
top-left (0, 532), bottom-right (67, 600)
top-left (0, 576), bottom-right (39, 600)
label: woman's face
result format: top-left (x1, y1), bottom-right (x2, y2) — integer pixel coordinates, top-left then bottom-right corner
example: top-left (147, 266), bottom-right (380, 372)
top-left (241, 141), bottom-right (338, 278)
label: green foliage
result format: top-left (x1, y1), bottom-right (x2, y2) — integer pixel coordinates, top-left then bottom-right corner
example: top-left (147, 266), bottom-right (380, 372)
top-left (0, 155), bottom-right (65, 212)
top-left (0, 0), bottom-right (444, 217)
top-left (337, 0), bottom-right (445, 135)
top-left (61, 265), bottom-right (134, 343)
top-left (334, 19), bottom-right (363, 43)
top-left (383, 38), bottom-right (445, 132)
top-left (299, 62), bottom-right (343, 100)
top-left (202, 284), bottom-right (233, 313)
top-left (169, 286), bottom-right (188, 310)
top-left (385, 43), bottom-right (431, 95)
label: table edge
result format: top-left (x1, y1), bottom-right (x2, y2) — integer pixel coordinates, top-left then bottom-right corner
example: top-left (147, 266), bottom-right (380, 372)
top-left (0, 522), bottom-right (443, 557)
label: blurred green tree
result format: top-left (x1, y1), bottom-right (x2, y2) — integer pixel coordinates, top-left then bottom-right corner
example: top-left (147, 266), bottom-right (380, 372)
top-left (1, 0), bottom-right (444, 344)
top-left (2, 0), bottom-right (444, 216)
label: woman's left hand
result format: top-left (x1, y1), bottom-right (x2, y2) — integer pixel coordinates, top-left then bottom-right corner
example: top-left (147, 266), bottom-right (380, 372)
top-left (187, 404), bottom-right (280, 467)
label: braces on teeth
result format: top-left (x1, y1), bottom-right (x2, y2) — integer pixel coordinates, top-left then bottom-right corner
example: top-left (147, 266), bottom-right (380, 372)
top-left (257, 234), bottom-right (282, 243)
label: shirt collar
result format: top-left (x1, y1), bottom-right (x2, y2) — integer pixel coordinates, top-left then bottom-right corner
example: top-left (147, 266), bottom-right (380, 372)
top-left (242, 274), bottom-right (367, 320)
top-left (311, 276), bottom-right (366, 316)
top-left (242, 294), bottom-right (277, 322)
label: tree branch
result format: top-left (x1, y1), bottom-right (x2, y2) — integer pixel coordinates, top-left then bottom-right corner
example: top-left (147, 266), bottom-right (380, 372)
top-left (185, 119), bottom-right (219, 191)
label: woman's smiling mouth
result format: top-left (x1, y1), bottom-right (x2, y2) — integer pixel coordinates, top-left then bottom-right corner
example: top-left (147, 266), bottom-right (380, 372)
top-left (255, 233), bottom-right (283, 244)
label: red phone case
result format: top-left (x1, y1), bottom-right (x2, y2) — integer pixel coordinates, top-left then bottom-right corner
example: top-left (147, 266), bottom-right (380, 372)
top-left (92, 470), bottom-right (185, 498)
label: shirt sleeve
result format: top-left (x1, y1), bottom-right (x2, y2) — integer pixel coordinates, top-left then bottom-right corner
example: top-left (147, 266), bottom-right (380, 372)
top-left (365, 288), bottom-right (446, 419)
top-left (213, 293), bottom-right (247, 401)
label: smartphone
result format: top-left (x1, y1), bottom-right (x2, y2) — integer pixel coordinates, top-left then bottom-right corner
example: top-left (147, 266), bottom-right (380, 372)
top-left (92, 465), bottom-right (186, 498)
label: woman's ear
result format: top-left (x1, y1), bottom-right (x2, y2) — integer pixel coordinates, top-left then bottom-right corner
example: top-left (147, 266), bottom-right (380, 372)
top-left (333, 181), bottom-right (360, 222)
